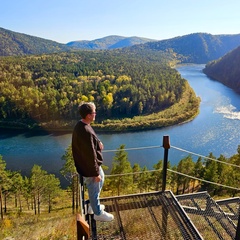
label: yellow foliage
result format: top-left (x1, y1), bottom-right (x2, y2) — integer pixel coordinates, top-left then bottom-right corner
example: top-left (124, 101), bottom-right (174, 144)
top-left (116, 75), bottom-right (132, 84)
top-left (81, 95), bottom-right (88, 102)
top-left (88, 95), bottom-right (95, 102)
top-left (2, 219), bottom-right (12, 228)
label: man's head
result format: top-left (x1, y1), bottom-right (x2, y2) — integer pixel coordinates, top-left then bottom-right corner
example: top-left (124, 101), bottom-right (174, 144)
top-left (78, 102), bottom-right (96, 121)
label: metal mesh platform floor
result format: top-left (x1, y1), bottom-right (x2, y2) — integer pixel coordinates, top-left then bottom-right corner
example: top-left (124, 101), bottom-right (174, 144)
top-left (216, 197), bottom-right (240, 225)
top-left (85, 191), bottom-right (239, 240)
top-left (176, 191), bottom-right (237, 240)
top-left (85, 191), bottom-right (202, 240)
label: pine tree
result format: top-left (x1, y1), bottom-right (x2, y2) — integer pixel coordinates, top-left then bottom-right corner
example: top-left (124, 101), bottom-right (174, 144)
top-left (110, 145), bottom-right (133, 195)
top-left (203, 153), bottom-right (219, 195)
top-left (176, 155), bottom-right (195, 194)
top-left (60, 145), bottom-right (79, 212)
top-left (44, 174), bottom-right (61, 213)
top-left (0, 156), bottom-right (8, 219)
top-left (30, 165), bottom-right (48, 214)
top-left (151, 160), bottom-right (163, 191)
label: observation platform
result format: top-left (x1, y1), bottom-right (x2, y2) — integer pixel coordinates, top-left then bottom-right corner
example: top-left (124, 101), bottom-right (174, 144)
top-left (84, 191), bottom-right (239, 240)
top-left (77, 136), bottom-right (240, 239)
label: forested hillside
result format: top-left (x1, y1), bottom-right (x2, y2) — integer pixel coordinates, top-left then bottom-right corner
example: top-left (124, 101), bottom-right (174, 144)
top-left (1, 27), bottom-right (240, 65)
top-left (67, 35), bottom-right (155, 49)
top-left (0, 27), bottom-right (155, 56)
top-left (0, 50), bottom-right (199, 131)
top-left (203, 46), bottom-right (240, 93)
top-left (0, 27), bottom-right (71, 56)
top-left (130, 33), bottom-right (240, 63)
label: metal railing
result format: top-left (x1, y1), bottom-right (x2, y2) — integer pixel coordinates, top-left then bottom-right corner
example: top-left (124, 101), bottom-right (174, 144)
top-left (77, 135), bottom-right (240, 240)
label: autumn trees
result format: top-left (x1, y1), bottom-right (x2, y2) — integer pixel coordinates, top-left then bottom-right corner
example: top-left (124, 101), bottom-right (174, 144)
top-left (0, 50), bottom-right (199, 131)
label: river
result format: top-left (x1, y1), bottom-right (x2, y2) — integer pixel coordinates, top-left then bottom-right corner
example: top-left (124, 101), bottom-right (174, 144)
top-left (1, 64), bottom-right (240, 184)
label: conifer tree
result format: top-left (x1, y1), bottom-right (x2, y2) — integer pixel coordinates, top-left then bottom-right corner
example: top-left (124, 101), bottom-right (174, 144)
top-left (151, 160), bottom-right (163, 191)
top-left (30, 165), bottom-right (48, 214)
top-left (10, 171), bottom-right (24, 212)
top-left (60, 145), bottom-right (79, 212)
top-left (110, 145), bottom-right (132, 195)
top-left (132, 163), bottom-right (141, 192)
top-left (138, 166), bottom-right (150, 192)
top-left (203, 153), bottom-right (219, 195)
top-left (44, 174), bottom-right (61, 213)
top-left (193, 157), bottom-right (204, 192)
top-left (0, 156), bottom-right (8, 219)
top-left (176, 155), bottom-right (195, 194)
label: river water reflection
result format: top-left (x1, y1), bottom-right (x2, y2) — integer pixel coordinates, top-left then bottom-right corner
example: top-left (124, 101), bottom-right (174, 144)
top-left (1, 64), bottom-right (240, 182)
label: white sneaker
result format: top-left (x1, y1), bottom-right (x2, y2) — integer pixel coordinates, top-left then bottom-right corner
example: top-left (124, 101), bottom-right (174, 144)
top-left (87, 204), bottom-right (105, 215)
top-left (94, 211), bottom-right (114, 222)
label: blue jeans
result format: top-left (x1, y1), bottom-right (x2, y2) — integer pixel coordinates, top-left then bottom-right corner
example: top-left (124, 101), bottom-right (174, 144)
top-left (84, 166), bottom-right (104, 215)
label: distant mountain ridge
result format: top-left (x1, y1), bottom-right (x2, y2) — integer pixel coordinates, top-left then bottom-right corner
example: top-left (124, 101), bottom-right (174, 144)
top-left (1, 27), bottom-right (240, 65)
top-left (203, 46), bottom-right (240, 93)
top-left (67, 35), bottom-right (156, 49)
top-left (129, 33), bottom-right (240, 63)
top-left (0, 27), bottom-right (71, 56)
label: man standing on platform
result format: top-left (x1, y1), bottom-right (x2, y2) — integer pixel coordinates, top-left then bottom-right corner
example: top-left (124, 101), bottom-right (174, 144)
top-left (72, 102), bottom-right (114, 222)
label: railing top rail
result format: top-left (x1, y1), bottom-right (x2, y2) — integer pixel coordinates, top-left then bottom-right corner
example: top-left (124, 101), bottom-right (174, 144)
top-left (102, 145), bottom-right (161, 153)
top-left (171, 145), bottom-right (240, 169)
top-left (103, 143), bottom-right (240, 169)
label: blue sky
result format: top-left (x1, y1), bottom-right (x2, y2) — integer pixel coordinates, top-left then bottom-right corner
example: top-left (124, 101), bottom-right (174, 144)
top-left (1, 0), bottom-right (240, 43)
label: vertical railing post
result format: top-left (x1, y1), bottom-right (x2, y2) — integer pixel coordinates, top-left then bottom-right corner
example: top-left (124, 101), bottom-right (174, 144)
top-left (162, 136), bottom-right (170, 239)
top-left (76, 175), bottom-right (90, 240)
top-left (80, 175), bottom-right (85, 215)
top-left (162, 135), bottom-right (170, 192)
